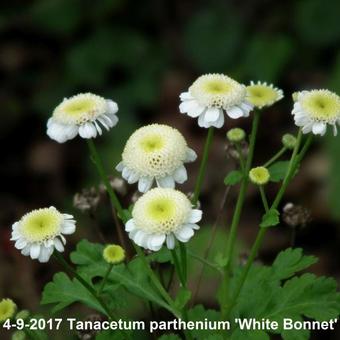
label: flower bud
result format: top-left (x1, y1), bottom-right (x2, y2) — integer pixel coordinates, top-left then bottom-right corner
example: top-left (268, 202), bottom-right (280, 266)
top-left (226, 128), bottom-right (246, 143)
top-left (249, 167), bottom-right (270, 185)
top-left (282, 134), bottom-right (297, 150)
top-left (103, 244), bottom-right (125, 264)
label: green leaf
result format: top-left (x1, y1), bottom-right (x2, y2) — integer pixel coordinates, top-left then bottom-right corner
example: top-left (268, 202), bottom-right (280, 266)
top-left (214, 252), bottom-right (229, 268)
top-left (158, 334), bottom-right (182, 340)
top-left (231, 329), bottom-right (270, 340)
top-left (268, 161), bottom-right (290, 182)
top-left (230, 248), bottom-right (340, 339)
top-left (174, 287), bottom-right (191, 310)
top-left (70, 240), bottom-right (173, 313)
top-left (187, 305), bottom-right (221, 340)
top-left (41, 272), bottom-right (105, 314)
top-left (224, 170), bottom-right (244, 186)
top-left (260, 209), bottom-right (280, 228)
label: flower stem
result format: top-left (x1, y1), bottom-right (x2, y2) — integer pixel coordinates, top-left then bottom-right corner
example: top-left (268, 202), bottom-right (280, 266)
top-left (220, 110), bottom-right (261, 315)
top-left (98, 263), bottom-right (114, 295)
top-left (223, 130), bottom-right (312, 320)
top-left (259, 186), bottom-right (269, 211)
top-left (179, 243), bottom-right (188, 283)
top-left (192, 127), bottom-right (214, 206)
top-left (53, 252), bottom-right (127, 338)
top-left (86, 139), bottom-right (126, 222)
top-left (171, 248), bottom-right (185, 287)
top-left (263, 147), bottom-right (287, 167)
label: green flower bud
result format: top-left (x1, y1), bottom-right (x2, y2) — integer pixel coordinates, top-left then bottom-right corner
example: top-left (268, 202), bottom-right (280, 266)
top-left (249, 167), bottom-right (270, 185)
top-left (226, 128), bottom-right (246, 143)
top-left (282, 134), bottom-right (297, 150)
top-left (103, 244), bottom-right (125, 264)
top-left (15, 310), bottom-right (30, 321)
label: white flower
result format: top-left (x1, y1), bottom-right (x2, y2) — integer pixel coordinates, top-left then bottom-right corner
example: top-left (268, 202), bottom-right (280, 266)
top-left (47, 93), bottom-right (118, 143)
top-left (246, 81), bottom-right (283, 109)
top-left (292, 90), bottom-right (340, 136)
top-left (179, 74), bottom-right (253, 128)
top-left (116, 124), bottom-right (197, 193)
top-left (10, 207), bottom-right (76, 263)
top-left (125, 188), bottom-right (202, 251)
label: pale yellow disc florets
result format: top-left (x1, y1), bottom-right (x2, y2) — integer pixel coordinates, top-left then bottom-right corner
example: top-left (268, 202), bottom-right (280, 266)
top-left (122, 124), bottom-right (188, 178)
top-left (299, 90), bottom-right (340, 123)
top-left (247, 81), bottom-right (283, 108)
top-left (132, 188), bottom-right (192, 234)
top-left (19, 207), bottom-right (63, 243)
top-left (53, 93), bottom-right (107, 125)
top-left (0, 298), bottom-right (16, 322)
top-left (189, 74), bottom-right (246, 109)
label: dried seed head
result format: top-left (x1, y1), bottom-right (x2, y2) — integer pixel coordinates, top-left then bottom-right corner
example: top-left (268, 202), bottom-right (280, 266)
top-left (73, 187), bottom-right (101, 213)
top-left (282, 202), bottom-right (312, 228)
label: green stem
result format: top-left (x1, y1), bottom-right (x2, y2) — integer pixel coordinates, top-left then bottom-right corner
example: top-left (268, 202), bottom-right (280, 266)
top-left (263, 147), bottom-right (287, 167)
top-left (53, 252), bottom-right (128, 339)
top-left (179, 243), bottom-right (188, 283)
top-left (235, 143), bottom-right (245, 171)
top-left (259, 186), bottom-right (269, 211)
top-left (134, 246), bottom-right (180, 317)
top-left (223, 130), bottom-right (312, 320)
top-left (98, 264), bottom-right (114, 295)
top-left (87, 139), bottom-right (126, 221)
top-left (192, 127), bottom-right (214, 206)
top-left (171, 249), bottom-right (185, 287)
top-left (220, 110), bottom-right (261, 315)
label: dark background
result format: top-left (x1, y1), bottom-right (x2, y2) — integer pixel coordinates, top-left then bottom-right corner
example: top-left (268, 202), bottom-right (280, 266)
top-left (1, 0), bottom-right (340, 339)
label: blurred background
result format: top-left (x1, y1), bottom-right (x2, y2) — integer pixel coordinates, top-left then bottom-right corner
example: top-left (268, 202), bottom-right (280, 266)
top-left (1, 0), bottom-right (340, 339)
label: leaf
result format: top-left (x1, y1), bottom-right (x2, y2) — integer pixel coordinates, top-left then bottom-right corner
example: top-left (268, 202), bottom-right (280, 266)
top-left (268, 161), bottom-right (290, 182)
top-left (158, 334), bottom-right (182, 340)
top-left (71, 240), bottom-right (173, 313)
top-left (224, 170), bottom-right (244, 186)
top-left (187, 305), bottom-right (221, 340)
top-left (41, 272), bottom-right (105, 314)
top-left (229, 248), bottom-right (340, 339)
top-left (260, 209), bottom-right (280, 228)
top-left (174, 287), bottom-right (191, 310)
top-left (231, 329), bottom-right (270, 340)
top-left (271, 248), bottom-right (317, 281)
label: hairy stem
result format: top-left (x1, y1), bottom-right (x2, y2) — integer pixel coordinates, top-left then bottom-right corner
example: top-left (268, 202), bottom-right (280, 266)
top-left (263, 147), bottom-right (287, 167)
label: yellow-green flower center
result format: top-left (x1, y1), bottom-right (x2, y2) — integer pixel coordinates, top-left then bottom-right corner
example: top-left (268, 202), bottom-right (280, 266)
top-left (20, 208), bottom-right (62, 243)
top-left (247, 84), bottom-right (281, 108)
top-left (132, 188), bottom-right (191, 234)
top-left (0, 299), bottom-right (16, 322)
top-left (189, 74), bottom-right (246, 108)
top-left (103, 244), bottom-right (125, 264)
top-left (53, 93), bottom-right (107, 125)
top-left (301, 90), bottom-right (340, 122)
top-left (140, 134), bottom-right (165, 152)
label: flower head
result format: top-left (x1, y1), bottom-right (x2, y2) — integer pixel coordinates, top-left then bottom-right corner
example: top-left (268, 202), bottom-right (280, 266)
top-left (179, 74), bottom-right (253, 128)
top-left (247, 81), bottom-right (283, 109)
top-left (282, 133), bottom-right (297, 150)
top-left (116, 124), bottom-right (197, 193)
top-left (249, 167), bottom-right (270, 185)
top-left (47, 93), bottom-right (119, 143)
top-left (125, 188), bottom-right (202, 251)
top-left (11, 207), bottom-right (76, 263)
top-left (103, 244), bottom-right (125, 264)
top-left (292, 89), bottom-right (340, 136)
top-left (226, 128), bottom-right (246, 143)
top-left (0, 298), bottom-right (16, 322)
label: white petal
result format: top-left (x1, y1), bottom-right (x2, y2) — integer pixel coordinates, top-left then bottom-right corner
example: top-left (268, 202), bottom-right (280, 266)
top-left (127, 171), bottom-right (139, 184)
top-left (179, 100), bottom-right (197, 114)
top-left (185, 148), bottom-right (197, 162)
top-left (205, 107), bottom-right (221, 122)
top-left (187, 101), bottom-right (206, 118)
top-left (174, 226), bottom-right (194, 243)
top-left (147, 234), bottom-right (166, 251)
top-left (302, 122), bottom-right (313, 134)
top-left (21, 245), bottom-right (31, 256)
top-left (116, 162), bottom-right (125, 172)
top-left (226, 106), bottom-right (245, 119)
top-left (62, 221), bottom-right (76, 234)
top-left (138, 177), bottom-right (153, 193)
top-left (333, 124), bottom-right (338, 136)
top-left (156, 176), bottom-right (175, 188)
top-left (179, 92), bottom-right (193, 100)
top-left (133, 230), bottom-right (148, 247)
top-left (198, 113), bottom-right (211, 128)
top-left (173, 166), bottom-right (187, 184)
top-left (78, 122), bottom-right (97, 139)
top-left (54, 238), bottom-right (65, 252)
top-left (97, 117), bottom-right (110, 130)
top-left (312, 122), bottom-right (327, 135)
top-left (15, 238), bottom-right (27, 250)
top-left (187, 209), bottom-right (203, 223)
top-left (182, 223), bottom-right (200, 230)
top-left (38, 246), bottom-right (54, 263)
top-left (122, 166), bottom-right (132, 180)
top-left (125, 219), bottom-right (136, 232)
top-left (63, 213), bottom-right (74, 220)
top-left (30, 243), bottom-right (41, 259)
top-left (93, 120), bottom-right (103, 136)
top-left (105, 113), bottom-right (119, 127)
top-left (166, 234), bottom-right (176, 249)
top-left (47, 119), bottom-right (78, 143)
top-left (106, 100), bottom-right (119, 114)
top-left (212, 110), bottom-right (225, 128)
